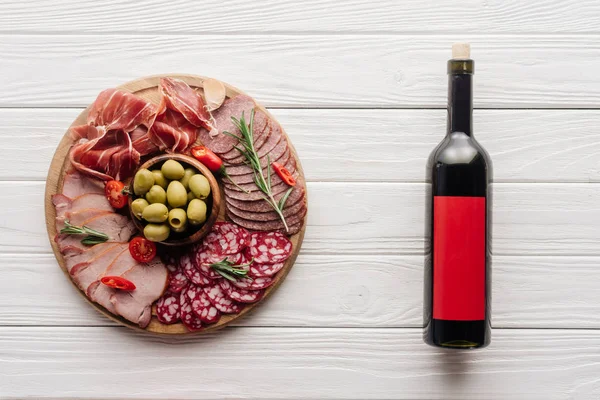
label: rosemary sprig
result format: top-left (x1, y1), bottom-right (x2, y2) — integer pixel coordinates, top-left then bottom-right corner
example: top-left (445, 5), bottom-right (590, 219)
top-left (209, 257), bottom-right (253, 281)
top-left (60, 220), bottom-right (109, 246)
top-left (223, 111), bottom-right (293, 232)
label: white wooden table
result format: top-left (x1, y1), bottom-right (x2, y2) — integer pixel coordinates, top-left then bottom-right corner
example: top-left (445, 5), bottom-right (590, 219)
top-left (2, 1), bottom-right (600, 398)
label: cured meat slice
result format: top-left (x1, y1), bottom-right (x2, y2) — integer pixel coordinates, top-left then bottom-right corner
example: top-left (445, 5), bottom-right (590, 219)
top-left (221, 111), bottom-right (270, 162)
top-left (86, 88), bottom-right (156, 133)
top-left (203, 284), bottom-right (242, 314)
top-left (56, 209), bottom-right (112, 232)
top-left (70, 244), bottom-right (128, 294)
top-left (219, 279), bottom-right (264, 304)
top-left (61, 171), bottom-right (105, 198)
top-left (64, 242), bottom-right (119, 274)
top-left (224, 169), bottom-right (298, 194)
top-left (249, 261), bottom-right (286, 278)
top-left (186, 285), bottom-right (220, 324)
top-left (180, 288), bottom-right (203, 331)
top-left (223, 178), bottom-right (293, 201)
top-left (87, 248), bottom-right (138, 313)
top-left (70, 129), bottom-right (140, 181)
top-left (111, 258), bottom-right (169, 328)
top-left (225, 184), bottom-right (305, 213)
top-left (149, 109), bottom-right (197, 153)
top-left (226, 155), bottom-right (296, 185)
top-left (55, 213), bottom-right (136, 253)
top-left (227, 205), bottom-right (306, 234)
top-left (53, 193), bottom-right (113, 219)
top-left (194, 249), bottom-right (225, 280)
top-left (247, 232), bottom-right (293, 264)
top-left (180, 253), bottom-right (211, 286)
top-left (156, 293), bottom-right (180, 325)
top-left (225, 143), bottom-right (290, 176)
top-left (167, 268), bottom-right (189, 294)
top-left (231, 276), bottom-right (275, 290)
top-left (131, 126), bottom-right (159, 156)
top-left (201, 222), bottom-right (249, 256)
top-left (160, 78), bottom-right (213, 129)
top-left (196, 95), bottom-right (255, 154)
top-left (227, 197), bottom-right (306, 223)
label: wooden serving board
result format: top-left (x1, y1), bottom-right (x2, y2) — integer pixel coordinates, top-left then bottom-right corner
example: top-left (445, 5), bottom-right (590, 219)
top-left (44, 74), bottom-right (307, 335)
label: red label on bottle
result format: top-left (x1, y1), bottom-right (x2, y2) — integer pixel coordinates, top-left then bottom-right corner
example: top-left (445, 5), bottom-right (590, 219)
top-left (433, 196), bottom-right (486, 321)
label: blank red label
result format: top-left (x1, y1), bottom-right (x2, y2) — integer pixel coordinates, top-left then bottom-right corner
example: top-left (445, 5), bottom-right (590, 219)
top-left (433, 196), bottom-right (486, 321)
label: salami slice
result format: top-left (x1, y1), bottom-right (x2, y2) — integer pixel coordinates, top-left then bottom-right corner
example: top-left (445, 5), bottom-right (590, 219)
top-left (202, 222), bottom-right (249, 256)
top-left (155, 293), bottom-right (180, 324)
top-left (194, 249), bottom-right (225, 280)
top-left (227, 252), bottom-right (244, 265)
top-left (181, 253), bottom-right (212, 286)
top-left (203, 284), bottom-right (243, 314)
top-left (249, 261), bottom-right (285, 278)
top-left (180, 288), bottom-right (203, 331)
top-left (167, 268), bottom-right (189, 294)
top-left (247, 231), bottom-right (293, 264)
top-left (219, 279), bottom-right (264, 304)
top-left (186, 285), bottom-right (221, 324)
top-left (231, 276), bottom-right (275, 290)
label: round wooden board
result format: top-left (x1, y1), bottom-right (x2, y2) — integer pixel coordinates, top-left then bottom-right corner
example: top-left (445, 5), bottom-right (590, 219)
top-left (45, 74), bottom-right (307, 335)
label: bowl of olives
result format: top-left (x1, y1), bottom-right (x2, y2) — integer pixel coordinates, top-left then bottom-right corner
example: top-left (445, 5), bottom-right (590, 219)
top-left (127, 154), bottom-right (221, 246)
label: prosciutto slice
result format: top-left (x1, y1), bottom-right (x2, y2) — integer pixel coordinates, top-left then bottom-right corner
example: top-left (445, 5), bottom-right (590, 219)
top-left (149, 109), bottom-right (197, 153)
top-left (87, 88), bottom-right (156, 133)
top-left (160, 77), bottom-right (213, 130)
top-left (70, 129), bottom-right (139, 181)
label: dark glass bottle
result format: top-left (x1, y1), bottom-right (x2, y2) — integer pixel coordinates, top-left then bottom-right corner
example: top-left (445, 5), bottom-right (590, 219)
top-left (423, 44), bottom-right (492, 349)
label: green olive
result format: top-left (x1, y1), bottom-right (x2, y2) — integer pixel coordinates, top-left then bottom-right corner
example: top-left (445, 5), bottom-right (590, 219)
top-left (145, 185), bottom-right (167, 204)
top-left (189, 174), bottom-right (211, 199)
top-left (143, 223), bottom-right (170, 242)
top-left (167, 181), bottom-right (188, 208)
top-left (187, 198), bottom-right (207, 225)
top-left (142, 203), bottom-right (169, 223)
top-left (151, 169), bottom-right (168, 189)
top-left (168, 208), bottom-right (188, 232)
top-left (180, 168), bottom-right (196, 191)
top-left (130, 198), bottom-right (149, 220)
top-left (187, 191), bottom-right (196, 203)
top-left (161, 159), bottom-right (185, 180)
top-left (133, 168), bottom-right (155, 196)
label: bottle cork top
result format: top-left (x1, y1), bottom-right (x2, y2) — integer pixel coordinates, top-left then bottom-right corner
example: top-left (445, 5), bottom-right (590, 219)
top-left (452, 43), bottom-right (471, 59)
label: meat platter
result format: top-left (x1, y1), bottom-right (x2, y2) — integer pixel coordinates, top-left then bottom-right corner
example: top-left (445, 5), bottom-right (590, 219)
top-left (44, 74), bottom-right (307, 334)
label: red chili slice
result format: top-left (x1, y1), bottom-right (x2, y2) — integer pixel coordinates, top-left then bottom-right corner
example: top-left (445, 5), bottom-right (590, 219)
top-left (191, 146), bottom-right (223, 173)
top-left (105, 180), bottom-right (128, 209)
top-left (100, 276), bottom-right (136, 291)
top-left (129, 237), bottom-right (157, 263)
top-left (272, 162), bottom-right (296, 186)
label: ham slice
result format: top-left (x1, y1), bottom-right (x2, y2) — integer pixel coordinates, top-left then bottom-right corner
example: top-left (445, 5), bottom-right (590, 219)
top-left (64, 242), bottom-right (120, 274)
top-left (61, 171), bottom-right (104, 198)
top-left (110, 258), bottom-right (169, 328)
top-left (70, 244), bottom-right (128, 292)
top-left (55, 212), bottom-right (136, 252)
top-left (52, 193), bottom-right (113, 219)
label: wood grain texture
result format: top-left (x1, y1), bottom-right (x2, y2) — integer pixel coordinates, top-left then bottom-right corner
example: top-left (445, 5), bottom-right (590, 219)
top-left (8, 181), bottom-right (600, 255)
top-left (1, 327), bottom-right (600, 399)
top-left (2, 0), bottom-right (599, 34)
top-left (4, 253), bottom-right (600, 329)
top-left (1, 35), bottom-right (600, 108)
top-left (5, 108), bottom-right (600, 183)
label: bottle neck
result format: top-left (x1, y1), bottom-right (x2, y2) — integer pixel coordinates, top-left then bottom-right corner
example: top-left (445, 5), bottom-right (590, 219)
top-left (447, 72), bottom-right (473, 137)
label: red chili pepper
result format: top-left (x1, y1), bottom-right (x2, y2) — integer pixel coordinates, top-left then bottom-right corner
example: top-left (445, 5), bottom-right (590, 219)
top-left (100, 276), bottom-right (136, 291)
top-left (191, 146), bottom-right (224, 173)
top-left (272, 162), bottom-right (296, 186)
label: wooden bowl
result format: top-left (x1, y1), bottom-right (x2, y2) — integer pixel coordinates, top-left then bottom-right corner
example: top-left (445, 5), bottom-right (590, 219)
top-left (128, 154), bottom-right (221, 247)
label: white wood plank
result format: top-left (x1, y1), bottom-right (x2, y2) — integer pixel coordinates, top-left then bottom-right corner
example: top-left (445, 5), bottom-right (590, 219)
top-left (1, 35), bottom-right (599, 108)
top-left (9, 182), bottom-right (600, 255)
top-left (4, 108), bottom-right (600, 183)
top-left (1, 327), bottom-right (599, 399)
top-left (2, 0), bottom-right (599, 34)
top-left (4, 253), bottom-right (600, 329)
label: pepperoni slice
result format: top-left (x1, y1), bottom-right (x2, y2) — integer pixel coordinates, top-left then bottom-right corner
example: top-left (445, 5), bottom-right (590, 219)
top-left (247, 232), bottom-right (293, 264)
top-left (156, 293), bottom-right (180, 325)
top-left (231, 276), bottom-right (275, 290)
top-left (167, 268), bottom-right (189, 294)
top-left (249, 261), bottom-right (285, 278)
top-left (181, 253), bottom-right (212, 286)
top-left (203, 284), bottom-right (242, 314)
top-left (219, 279), bottom-right (264, 304)
top-left (186, 285), bottom-right (221, 324)
top-left (179, 288), bottom-right (203, 331)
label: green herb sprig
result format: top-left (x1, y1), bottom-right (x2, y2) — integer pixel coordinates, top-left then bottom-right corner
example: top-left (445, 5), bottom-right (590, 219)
top-left (60, 220), bottom-right (109, 246)
top-left (223, 111), bottom-right (293, 232)
top-left (209, 257), bottom-right (253, 281)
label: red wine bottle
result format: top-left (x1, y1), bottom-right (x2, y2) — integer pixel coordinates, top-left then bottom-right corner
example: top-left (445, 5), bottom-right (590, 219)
top-left (423, 44), bottom-right (492, 349)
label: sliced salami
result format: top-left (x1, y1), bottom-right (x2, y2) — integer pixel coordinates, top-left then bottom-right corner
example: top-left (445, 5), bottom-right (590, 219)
top-left (167, 268), bottom-right (189, 294)
top-left (195, 249), bottom-right (225, 279)
top-left (226, 252), bottom-right (244, 265)
top-left (180, 288), bottom-right (203, 331)
top-left (247, 231), bottom-right (293, 264)
top-left (181, 253), bottom-right (212, 286)
top-left (202, 222), bottom-right (249, 256)
top-left (225, 185), bottom-right (305, 213)
top-left (219, 279), bottom-right (264, 304)
top-left (186, 285), bottom-right (221, 324)
top-left (203, 284), bottom-right (242, 314)
top-left (227, 206), bottom-right (306, 234)
top-left (231, 276), bottom-right (275, 290)
top-left (249, 261), bottom-right (286, 278)
top-left (155, 293), bottom-right (180, 325)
